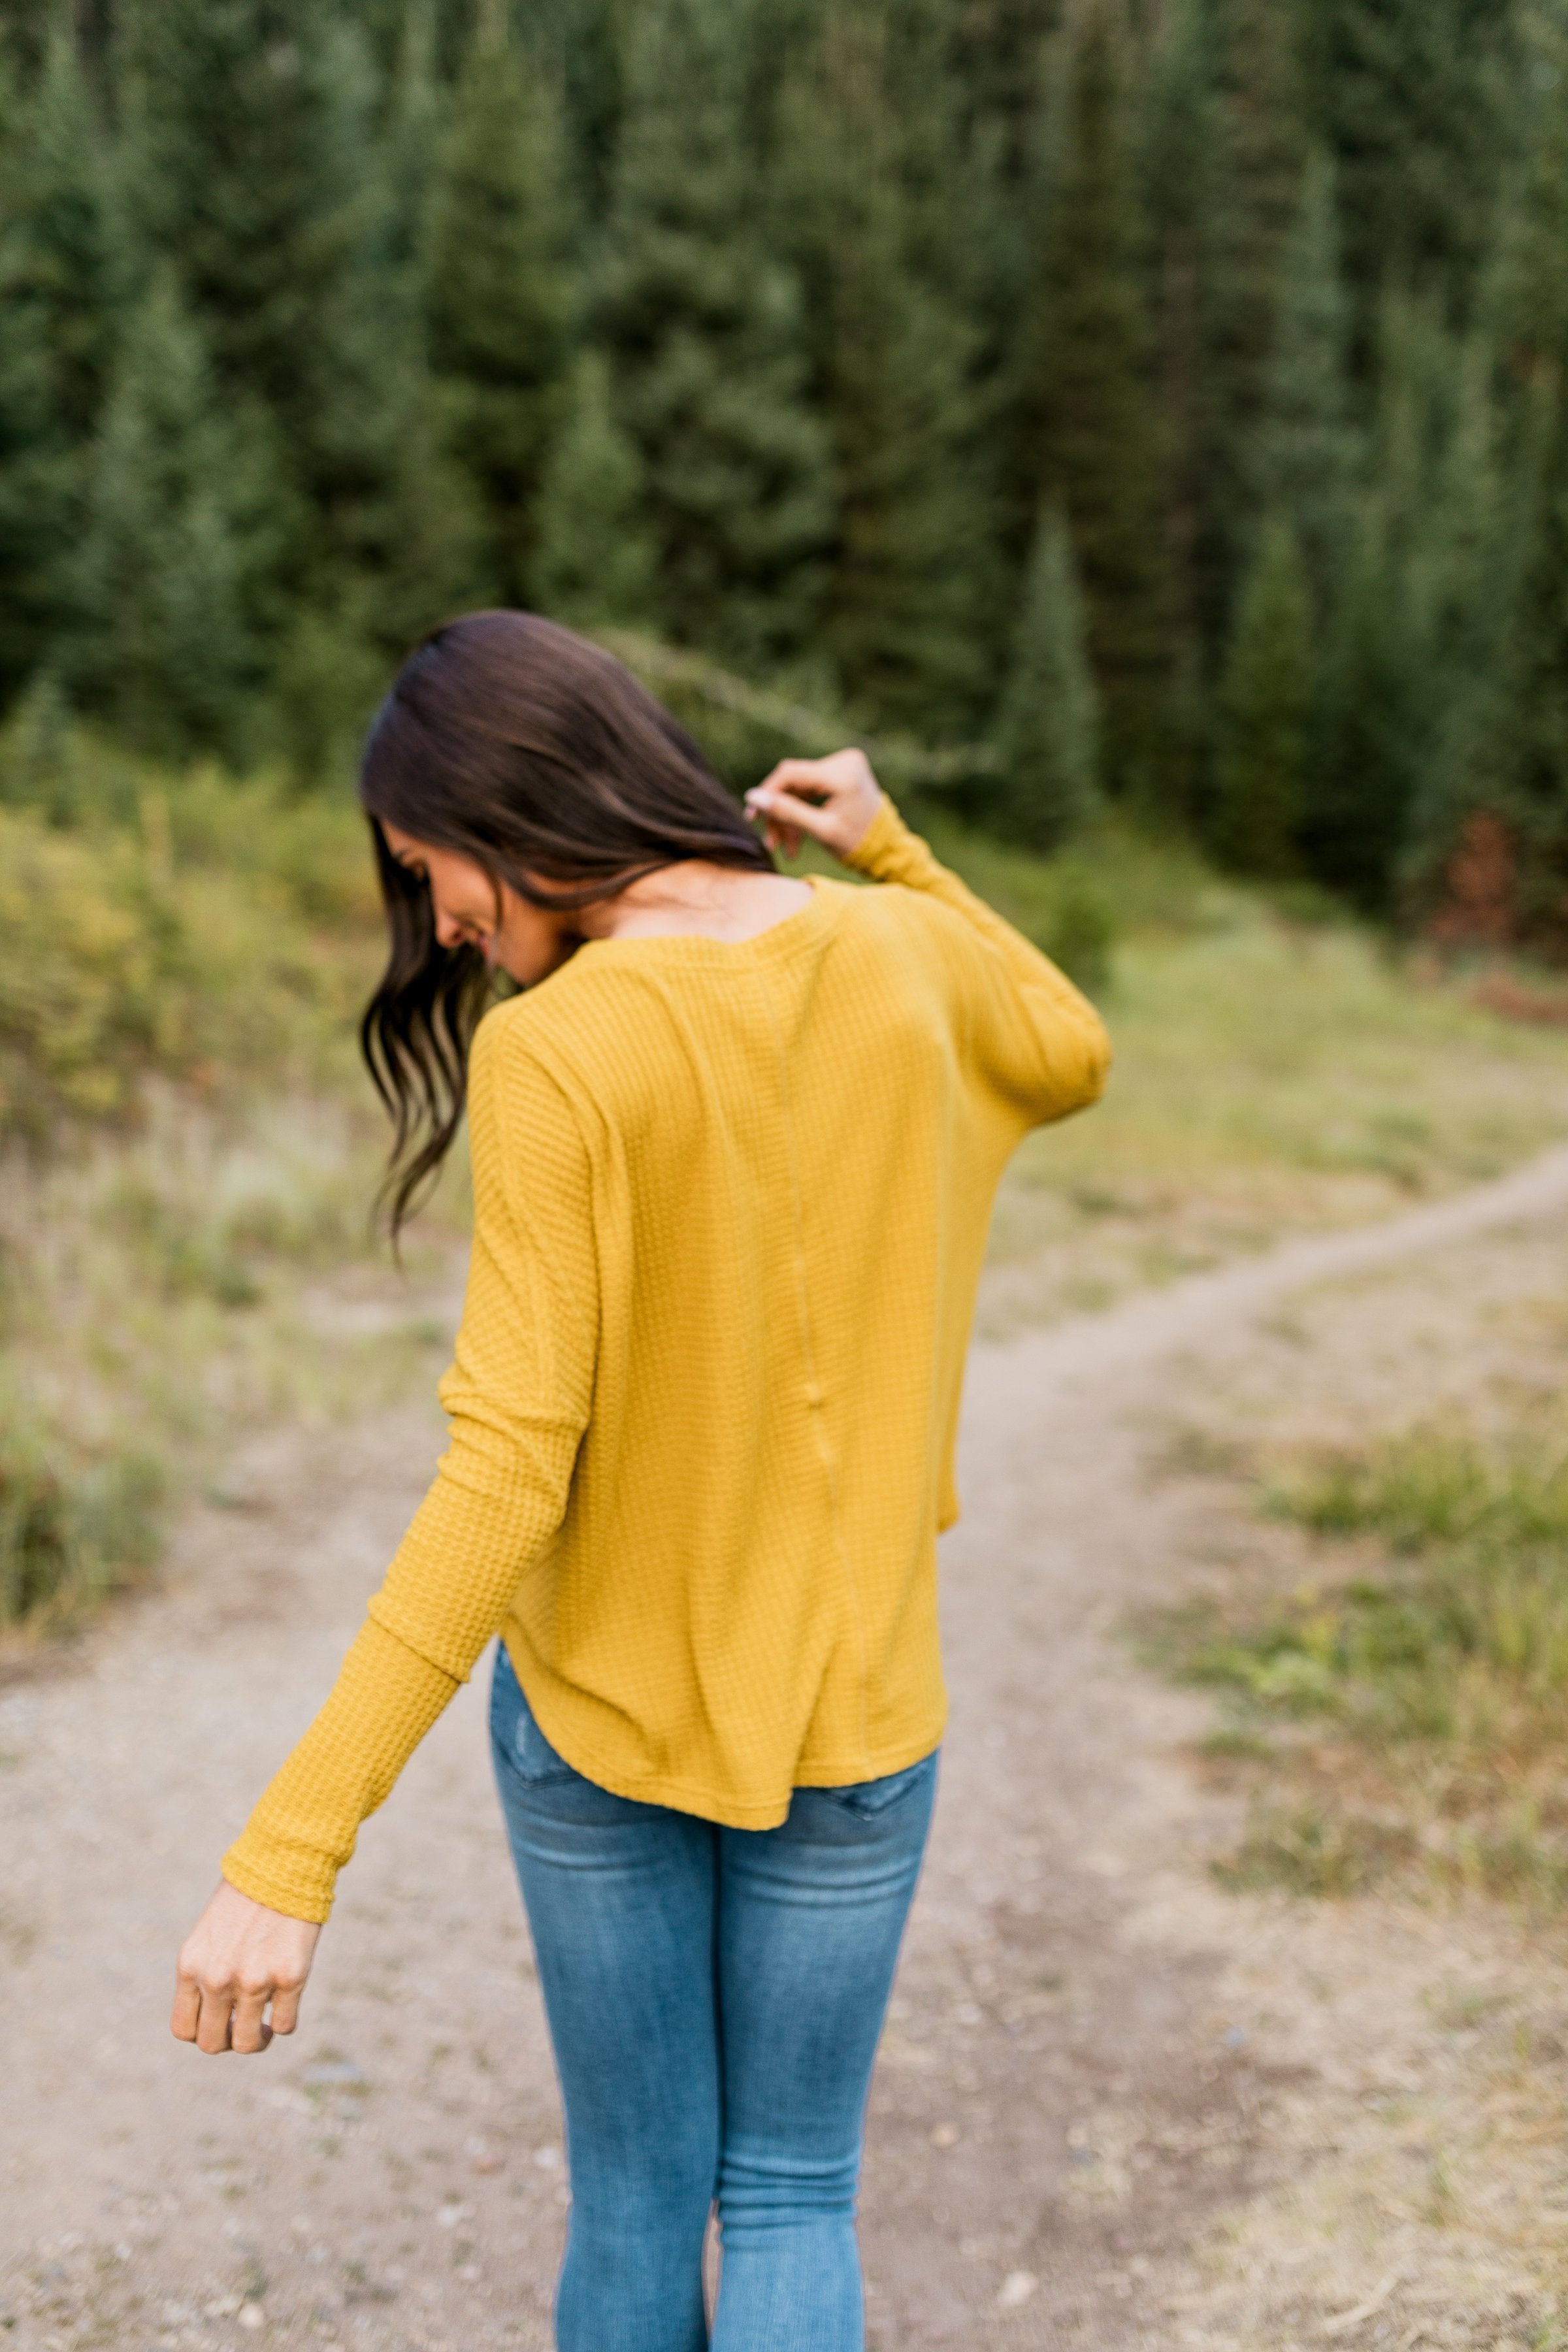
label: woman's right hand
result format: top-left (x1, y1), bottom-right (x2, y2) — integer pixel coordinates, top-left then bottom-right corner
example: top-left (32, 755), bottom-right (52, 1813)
top-left (172, 1878), bottom-right (320, 2054)
top-left (745, 749), bottom-right (883, 864)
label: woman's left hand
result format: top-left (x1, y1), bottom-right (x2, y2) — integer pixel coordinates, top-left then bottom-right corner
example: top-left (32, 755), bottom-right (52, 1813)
top-left (172, 1878), bottom-right (321, 2054)
top-left (745, 749), bottom-right (883, 863)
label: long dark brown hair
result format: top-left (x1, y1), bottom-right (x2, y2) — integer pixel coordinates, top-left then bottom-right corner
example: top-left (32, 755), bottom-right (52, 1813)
top-left (358, 610), bottom-right (773, 1231)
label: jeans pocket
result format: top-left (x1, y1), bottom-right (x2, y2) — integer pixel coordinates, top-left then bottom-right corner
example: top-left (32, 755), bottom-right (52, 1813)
top-left (490, 1644), bottom-right (580, 1786)
top-left (510, 1714), bottom-right (580, 1785)
top-left (821, 1750), bottom-right (938, 1820)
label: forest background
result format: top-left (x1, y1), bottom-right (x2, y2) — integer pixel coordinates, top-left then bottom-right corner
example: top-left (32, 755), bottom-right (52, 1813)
top-left (2, 0), bottom-right (1567, 921)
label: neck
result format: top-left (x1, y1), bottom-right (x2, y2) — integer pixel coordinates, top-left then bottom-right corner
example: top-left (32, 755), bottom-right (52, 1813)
top-left (584, 860), bottom-right (813, 946)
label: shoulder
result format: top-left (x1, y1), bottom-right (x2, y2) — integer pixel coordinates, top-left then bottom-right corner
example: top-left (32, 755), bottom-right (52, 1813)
top-left (468, 958), bottom-right (669, 1151)
top-left (470, 951), bottom-right (653, 1087)
top-left (823, 872), bottom-right (992, 965)
top-left (470, 990), bottom-right (545, 1086)
top-left (471, 958), bottom-right (616, 1065)
top-left (464, 997), bottom-right (596, 1223)
top-left (468, 991), bottom-right (587, 1138)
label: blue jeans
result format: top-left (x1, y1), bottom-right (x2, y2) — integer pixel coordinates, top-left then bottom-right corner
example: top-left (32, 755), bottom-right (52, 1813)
top-left (489, 1642), bottom-right (938, 2352)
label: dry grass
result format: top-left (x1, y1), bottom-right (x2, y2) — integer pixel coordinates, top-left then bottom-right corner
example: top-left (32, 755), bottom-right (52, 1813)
top-left (979, 905), bottom-right (1568, 1334)
top-left (0, 1088), bottom-right (469, 1642)
top-left (1150, 1411), bottom-right (1568, 1905)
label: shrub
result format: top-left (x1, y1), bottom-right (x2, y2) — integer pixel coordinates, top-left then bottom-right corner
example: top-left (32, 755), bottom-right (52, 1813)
top-left (0, 1415), bottom-right (163, 1632)
top-left (0, 795), bottom-right (373, 1145)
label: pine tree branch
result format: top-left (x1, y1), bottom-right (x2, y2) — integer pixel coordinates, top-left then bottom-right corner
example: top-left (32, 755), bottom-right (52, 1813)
top-left (593, 630), bottom-right (1004, 797)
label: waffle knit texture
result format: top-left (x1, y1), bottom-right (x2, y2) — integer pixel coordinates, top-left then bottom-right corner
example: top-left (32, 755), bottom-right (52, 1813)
top-left (222, 799), bottom-right (1111, 1921)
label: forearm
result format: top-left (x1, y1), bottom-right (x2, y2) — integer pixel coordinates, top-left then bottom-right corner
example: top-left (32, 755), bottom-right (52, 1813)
top-left (223, 1413), bottom-right (580, 1921)
top-left (223, 1614), bottom-right (456, 1923)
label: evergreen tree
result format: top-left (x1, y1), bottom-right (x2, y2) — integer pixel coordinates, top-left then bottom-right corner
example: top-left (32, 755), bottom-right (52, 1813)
top-left (71, 272), bottom-right (267, 756)
top-left (598, 0), bottom-right (831, 666)
top-left (1144, 0), bottom-right (1218, 680)
top-left (380, 0), bottom-right (444, 274)
top-left (952, 0), bottom-right (1060, 193)
top-left (0, 3), bottom-right (56, 82)
top-left (0, 29), bottom-right (118, 700)
top-left (0, 236), bottom-right (58, 702)
top-left (951, 0), bottom-right (1060, 476)
top-left (1301, 0), bottom-right (1523, 330)
top-left (515, 0), bottom-right (627, 222)
top-left (1211, 514), bottom-right (1313, 874)
top-left (781, 2), bottom-right (995, 737)
top-left (120, 0), bottom-right (476, 654)
top-left (1324, 310), bottom-right (1507, 912)
top-left (1190, 0), bottom-right (1309, 649)
top-left (337, 0), bottom-right (465, 81)
top-left (1254, 144), bottom-right (1357, 612)
top-left (9, 28), bottom-right (118, 448)
top-left (1305, 497), bottom-right (1418, 904)
top-left (862, 0), bottom-right (973, 294)
top-left (119, 0), bottom-right (375, 456)
top-left (1497, 522), bottom-right (1568, 951)
top-left (996, 506), bottom-right (1102, 851)
top-left (1294, 273), bottom-right (1518, 912)
top-left (1452, 20), bottom-right (1568, 940)
top-left (1020, 6), bottom-right (1171, 801)
top-left (531, 349), bottom-right (656, 629)
top-left (423, 12), bottom-right (572, 603)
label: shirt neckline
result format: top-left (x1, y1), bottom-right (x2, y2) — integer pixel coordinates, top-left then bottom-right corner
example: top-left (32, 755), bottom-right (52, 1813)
top-left (574, 874), bottom-right (838, 966)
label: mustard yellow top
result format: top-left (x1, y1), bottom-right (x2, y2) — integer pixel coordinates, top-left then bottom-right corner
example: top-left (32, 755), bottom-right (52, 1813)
top-left (223, 800), bottom-right (1110, 1921)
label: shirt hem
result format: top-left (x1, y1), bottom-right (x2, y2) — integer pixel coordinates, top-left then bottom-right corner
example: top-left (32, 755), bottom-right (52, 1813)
top-left (507, 1634), bottom-right (946, 1829)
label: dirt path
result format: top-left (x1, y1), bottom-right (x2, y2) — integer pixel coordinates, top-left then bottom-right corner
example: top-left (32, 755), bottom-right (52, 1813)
top-left (7, 1147), bottom-right (1568, 2352)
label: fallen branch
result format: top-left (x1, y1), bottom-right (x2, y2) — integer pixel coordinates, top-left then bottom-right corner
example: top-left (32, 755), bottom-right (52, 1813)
top-left (1319, 2268), bottom-right (1403, 2338)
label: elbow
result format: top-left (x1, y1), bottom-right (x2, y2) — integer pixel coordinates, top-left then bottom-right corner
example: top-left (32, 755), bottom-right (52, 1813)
top-left (1038, 1011), bottom-right (1112, 1123)
top-left (1081, 1015), bottom-right (1113, 1106)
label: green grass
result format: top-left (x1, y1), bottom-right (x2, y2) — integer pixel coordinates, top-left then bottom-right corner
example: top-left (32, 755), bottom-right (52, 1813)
top-left (974, 885), bottom-right (1568, 1333)
top-left (1157, 1422), bottom-right (1568, 1904)
top-left (0, 1405), bottom-right (163, 1633)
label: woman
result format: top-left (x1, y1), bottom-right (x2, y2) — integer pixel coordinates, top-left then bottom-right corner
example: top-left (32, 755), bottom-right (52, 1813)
top-left (172, 612), bottom-right (1109, 2351)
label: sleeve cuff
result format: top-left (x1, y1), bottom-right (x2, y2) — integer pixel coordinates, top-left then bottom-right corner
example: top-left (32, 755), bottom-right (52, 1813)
top-left (843, 795), bottom-right (907, 878)
top-left (843, 794), bottom-right (947, 890)
top-left (221, 1839), bottom-right (338, 1927)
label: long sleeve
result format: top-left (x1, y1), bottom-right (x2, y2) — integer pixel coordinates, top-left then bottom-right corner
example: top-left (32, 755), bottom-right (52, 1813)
top-left (222, 1013), bottom-right (600, 1922)
top-left (845, 795), bottom-right (1111, 1125)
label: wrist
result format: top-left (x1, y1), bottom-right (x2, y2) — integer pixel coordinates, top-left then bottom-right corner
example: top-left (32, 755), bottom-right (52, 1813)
top-left (842, 795), bottom-right (905, 877)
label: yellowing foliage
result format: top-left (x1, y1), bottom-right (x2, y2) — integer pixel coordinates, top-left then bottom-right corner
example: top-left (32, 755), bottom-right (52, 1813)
top-left (0, 796), bottom-right (374, 1142)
